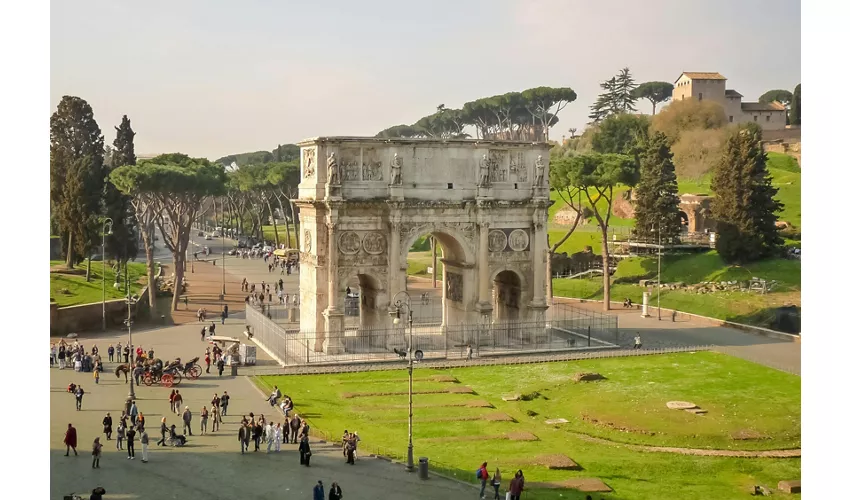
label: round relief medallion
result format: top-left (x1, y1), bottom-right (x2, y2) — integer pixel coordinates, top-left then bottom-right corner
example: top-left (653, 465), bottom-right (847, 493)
top-left (362, 232), bottom-right (386, 255)
top-left (338, 231), bottom-right (361, 255)
top-left (303, 230), bottom-right (312, 253)
top-left (488, 230), bottom-right (508, 252)
top-left (508, 229), bottom-right (529, 251)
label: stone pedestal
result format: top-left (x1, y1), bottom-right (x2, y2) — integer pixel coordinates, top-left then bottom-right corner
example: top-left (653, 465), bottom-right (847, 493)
top-left (528, 300), bottom-right (549, 344)
top-left (477, 186), bottom-right (493, 199)
top-left (323, 309), bottom-right (346, 354)
top-left (326, 184), bottom-right (342, 200)
top-left (389, 185), bottom-right (404, 200)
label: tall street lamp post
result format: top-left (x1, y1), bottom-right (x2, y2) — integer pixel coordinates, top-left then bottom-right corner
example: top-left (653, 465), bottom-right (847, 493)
top-left (124, 274), bottom-right (139, 415)
top-left (101, 218), bottom-right (114, 331)
top-left (389, 291), bottom-right (415, 472)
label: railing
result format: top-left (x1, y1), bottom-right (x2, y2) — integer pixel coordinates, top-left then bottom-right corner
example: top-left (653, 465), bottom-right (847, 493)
top-left (245, 302), bottom-right (620, 367)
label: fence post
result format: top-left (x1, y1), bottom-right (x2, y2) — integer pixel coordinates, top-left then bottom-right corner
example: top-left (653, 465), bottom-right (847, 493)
top-left (587, 325), bottom-right (591, 347)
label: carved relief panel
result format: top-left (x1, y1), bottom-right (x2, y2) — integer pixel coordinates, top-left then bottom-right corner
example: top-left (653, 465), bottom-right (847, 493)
top-left (340, 148), bottom-right (361, 182)
top-left (338, 231), bottom-right (361, 255)
top-left (302, 148), bottom-right (316, 179)
top-left (488, 230), bottom-right (508, 252)
top-left (488, 149), bottom-right (508, 183)
top-left (489, 229), bottom-right (530, 253)
top-left (446, 272), bottom-right (463, 302)
top-left (509, 151), bottom-right (528, 183)
top-left (361, 147), bottom-right (384, 181)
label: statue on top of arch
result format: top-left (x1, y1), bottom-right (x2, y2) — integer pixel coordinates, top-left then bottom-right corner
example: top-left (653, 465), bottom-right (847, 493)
top-left (534, 155), bottom-right (545, 187)
top-left (390, 153), bottom-right (403, 186)
top-left (478, 154), bottom-right (491, 187)
top-left (327, 152), bottom-right (340, 185)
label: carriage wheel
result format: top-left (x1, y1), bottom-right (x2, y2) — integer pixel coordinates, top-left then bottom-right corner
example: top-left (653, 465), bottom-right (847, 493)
top-left (143, 373), bottom-right (153, 387)
top-left (161, 373), bottom-right (174, 387)
top-left (172, 371), bottom-right (183, 386)
top-left (190, 365), bottom-right (202, 380)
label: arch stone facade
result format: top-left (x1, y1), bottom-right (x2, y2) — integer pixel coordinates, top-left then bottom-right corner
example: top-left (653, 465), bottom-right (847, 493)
top-left (295, 137), bottom-right (551, 353)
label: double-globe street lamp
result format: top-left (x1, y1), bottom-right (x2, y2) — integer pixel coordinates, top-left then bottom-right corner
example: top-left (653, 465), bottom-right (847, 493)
top-left (123, 282), bottom-right (139, 415)
top-left (389, 291), bottom-right (415, 472)
top-left (650, 223), bottom-right (662, 321)
top-left (101, 218), bottom-right (114, 331)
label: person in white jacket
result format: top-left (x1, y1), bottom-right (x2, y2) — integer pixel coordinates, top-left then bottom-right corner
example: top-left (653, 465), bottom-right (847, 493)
top-left (273, 422), bottom-right (282, 452)
top-left (265, 422), bottom-right (275, 453)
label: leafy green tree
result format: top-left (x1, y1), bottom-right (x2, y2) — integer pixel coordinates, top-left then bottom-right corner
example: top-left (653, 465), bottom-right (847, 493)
top-left (650, 98), bottom-right (726, 143)
top-left (50, 96), bottom-right (105, 270)
top-left (591, 114), bottom-right (650, 154)
top-left (633, 81), bottom-right (674, 115)
top-left (267, 162), bottom-right (301, 248)
top-left (633, 132), bottom-right (680, 242)
top-left (589, 68), bottom-right (638, 122)
top-left (104, 115), bottom-right (139, 279)
top-left (375, 124), bottom-right (427, 138)
top-left (710, 128), bottom-right (783, 263)
top-left (550, 153), bottom-right (639, 310)
top-left (789, 84), bottom-right (801, 125)
top-left (758, 89), bottom-right (793, 107)
top-left (520, 86), bottom-right (577, 141)
top-left (588, 77), bottom-right (617, 122)
top-left (111, 155), bottom-right (227, 311)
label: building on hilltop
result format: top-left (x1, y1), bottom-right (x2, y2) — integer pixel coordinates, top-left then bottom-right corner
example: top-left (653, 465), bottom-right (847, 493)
top-left (672, 72), bottom-right (787, 130)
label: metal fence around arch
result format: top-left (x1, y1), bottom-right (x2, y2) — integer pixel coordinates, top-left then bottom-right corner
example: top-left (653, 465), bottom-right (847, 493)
top-left (245, 301), bottom-right (619, 367)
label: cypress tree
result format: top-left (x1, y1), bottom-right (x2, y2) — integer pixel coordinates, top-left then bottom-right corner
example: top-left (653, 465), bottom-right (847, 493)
top-left (789, 83), bottom-right (801, 126)
top-left (50, 96), bottom-right (105, 268)
top-left (634, 132), bottom-right (680, 242)
top-left (711, 128), bottom-right (783, 263)
top-left (103, 115), bottom-right (139, 268)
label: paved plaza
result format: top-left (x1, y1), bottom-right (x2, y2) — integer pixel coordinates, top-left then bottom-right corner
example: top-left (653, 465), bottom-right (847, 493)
top-left (50, 322), bottom-right (473, 499)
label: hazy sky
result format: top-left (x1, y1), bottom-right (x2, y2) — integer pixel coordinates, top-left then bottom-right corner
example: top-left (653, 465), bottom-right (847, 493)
top-left (51, 0), bottom-right (800, 160)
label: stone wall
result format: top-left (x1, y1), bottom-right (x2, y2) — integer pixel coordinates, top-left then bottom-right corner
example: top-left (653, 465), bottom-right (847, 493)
top-left (763, 140), bottom-right (801, 167)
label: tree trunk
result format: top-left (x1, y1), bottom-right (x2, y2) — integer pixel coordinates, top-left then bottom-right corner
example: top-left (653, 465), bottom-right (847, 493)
top-left (141, 225), bottom-right (157, 312)
top-left (267, 199), bottom-right (280, 247)
top-left (85, 254), bottom-right (92, 282)
top-left (171, 252), bottom-right (185, 312)
top-left (283, 206), bottom-right (292, 248)
top-left (652, 101), bottom-right (657, 115)
top-left (600, 225), bottom-right (611, 311)
top-left (65, 232), bottom-right (75, 269)
top-left (290, 199), bottom-right (300, 249)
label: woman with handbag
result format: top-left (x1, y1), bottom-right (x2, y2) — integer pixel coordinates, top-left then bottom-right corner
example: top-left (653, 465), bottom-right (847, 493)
top-left (492, 468), bottom-right (501, 500)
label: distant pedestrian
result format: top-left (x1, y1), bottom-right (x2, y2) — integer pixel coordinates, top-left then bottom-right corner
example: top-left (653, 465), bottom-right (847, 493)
top-left (140, 427), bottom-right (150, 463)
top-left (509, 470), bottom-right (525, 500)
top-left (157, 418), bottom-right (167, 446)
top-left (299, 436), bottom-right (312, 466)
top-left (211, 405), bottom-right (220, 432)
top-left (116, 423), bottom-right (125, 450)
top-left (220, 391), bottom-right (230, 416)
top-left (205, 352), bottom-right (211, 374)
top-left (63, 423), bottom-right (78, 456)
top-left (200, 406), bottom-right (209, 435)
top-left (129, 401), bottom-right (139, 426)
top-left (173, 391), bottom-right (183, 414)
top-left (634, 333), bottom-right (642, 349)
top-left (102, 413), bottom-right (113, 440)
top-left (182, 406), bottom-right (193, 436)
top-left (210, 322), bottom-right (216, 336)
top-left (477, 462), bottom-right (490, 498)
top-left (107, 345), bottom-right (114, 362)
top-left (672, 310), bottom-right (677, 323)
top-left (313, 480), bottom-right (324, 500)
top-left (217, 358), bottom-right (225, 377)
top-left (169, 389), bottom-right (177, 413)
top-left (126, 426), bottom-right (136, 460)
top-left (201, 326), bottom-right (207, 342)
top-left (238, 423), bottom-right (251, 454)
top-left (329, 482), bottom-right (342, 500)
top-left (91, 437), bottom-right (102, 468)
top-left (466, 344), bottom-right (473, 361)
top-left (492, 468), bottom-right (502, 499)
top-left (74, 385), bottom-right (84, 410)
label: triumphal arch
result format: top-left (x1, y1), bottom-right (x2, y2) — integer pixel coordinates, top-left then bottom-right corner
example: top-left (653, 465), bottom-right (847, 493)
top-left (295, 137), bottom-right (551, 353)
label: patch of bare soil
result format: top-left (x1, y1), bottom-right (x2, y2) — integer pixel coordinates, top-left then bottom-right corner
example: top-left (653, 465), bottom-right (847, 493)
top-left (483, 412), bottom-right (516, 422)
top-left (505, 431), bottom-right (538, 441)
top-left (368, 400), bottom-right (492, 410)
top-left (50, 265), bottom-right (85, 275)
top-left (575, 434), bottom-right (801, 458)
top-left (430, 375), bottom-right (458, 383)
top-left (732, 429), bottom-right (770, 441)
top-left (343, 387), bottom-right (472, 398)
top-left (580, 412), bottom-right (657, 436)
top-left (527, 478), bottom-right (612, 492)
top-left (572, 372), bottom-right (607, 383)
top-left (532, 454), bottom-right (582, 470)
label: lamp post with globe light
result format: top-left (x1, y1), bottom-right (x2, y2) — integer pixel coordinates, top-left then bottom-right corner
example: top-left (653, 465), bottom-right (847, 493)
top-left (389, 290), bottom-right (415, 472)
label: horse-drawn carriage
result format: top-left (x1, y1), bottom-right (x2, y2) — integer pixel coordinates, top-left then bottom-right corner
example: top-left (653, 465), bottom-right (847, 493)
top-left (142, 359), bottom-right (183, 387)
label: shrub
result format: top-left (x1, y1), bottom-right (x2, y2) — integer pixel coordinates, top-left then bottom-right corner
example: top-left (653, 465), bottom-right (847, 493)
top-left (670, 128), bottom-right (727, 179)
top-left (651, 98), bottom-right (727, 143)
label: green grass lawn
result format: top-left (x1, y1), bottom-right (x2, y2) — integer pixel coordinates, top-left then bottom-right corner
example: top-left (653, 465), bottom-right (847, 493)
top-left (50, 260), bottom-right (149, 307)
top-left (261, 225), bottom-right (297, 247)
top-left (406, 250), bottom-right (443, 277)
top-left (553, 251), bottom-right (800, 328)
top-left (255, 352), bottom-right (800, 499)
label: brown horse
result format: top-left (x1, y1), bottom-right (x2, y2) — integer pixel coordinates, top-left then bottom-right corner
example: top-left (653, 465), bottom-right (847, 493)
top-left (114, 364), bottom-right (130, 383)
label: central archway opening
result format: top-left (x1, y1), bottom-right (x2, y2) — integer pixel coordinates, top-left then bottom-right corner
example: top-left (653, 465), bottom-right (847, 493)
top-left (493, 270), bottom-right (522, 322)
top-left (401, 228), bottom-right (473, 329)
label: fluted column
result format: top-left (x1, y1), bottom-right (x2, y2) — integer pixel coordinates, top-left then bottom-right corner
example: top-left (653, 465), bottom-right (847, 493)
top-left (478, 222), bottom-right (490, 308)
top-left (327, 223), bottom-right (340, 312)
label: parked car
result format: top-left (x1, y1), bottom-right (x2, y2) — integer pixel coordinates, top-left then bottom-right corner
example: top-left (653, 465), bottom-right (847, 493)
top-left (204, 234), bottom-right (212, 241)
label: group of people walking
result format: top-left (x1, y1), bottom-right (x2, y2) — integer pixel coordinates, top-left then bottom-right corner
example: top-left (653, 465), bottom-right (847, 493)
top-left (477, 462), bottom-right (525, 500)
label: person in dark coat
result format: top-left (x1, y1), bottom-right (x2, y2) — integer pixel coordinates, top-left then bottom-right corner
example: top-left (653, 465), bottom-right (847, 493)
top-left (238, 423), bottom-right (251, 454)
top-left (282, 417), bottom-right (290, 444)
top-left (252, 422), bottom-right (263, 451)
top-left (509, 470), bottom-right (525, 500)
top-left (126, 425), bottom-right (136, 459)
top-left (328, 482), bottom-right (342, 500)
top-left (89, 487), bottom-right (106, 500)
top-left (299, 435), bottom-right (312, 466)
top-left (102, 413), bottom-right (113, 440)
top-left (64, 423), bottom-right (78, 456)
top-left (313, 480), bottom-right (324, 500)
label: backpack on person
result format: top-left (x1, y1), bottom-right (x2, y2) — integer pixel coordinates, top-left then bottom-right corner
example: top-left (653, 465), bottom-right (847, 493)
top-left (476, 468), bottom-right (483, 479)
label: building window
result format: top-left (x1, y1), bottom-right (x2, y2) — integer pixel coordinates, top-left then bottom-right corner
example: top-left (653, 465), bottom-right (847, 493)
top-left (766, 115), bottom-right (771, 122)
top-left (698, 93), bottom-right (703, 101)
top-left (729, 116), bottom-right (734, 123)
top-left (754, 115), bottom-right (758, 122)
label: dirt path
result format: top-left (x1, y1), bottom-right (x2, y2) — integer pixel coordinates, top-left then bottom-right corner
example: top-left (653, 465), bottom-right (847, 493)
top-left (574, 434), bottom-right (801, 458)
